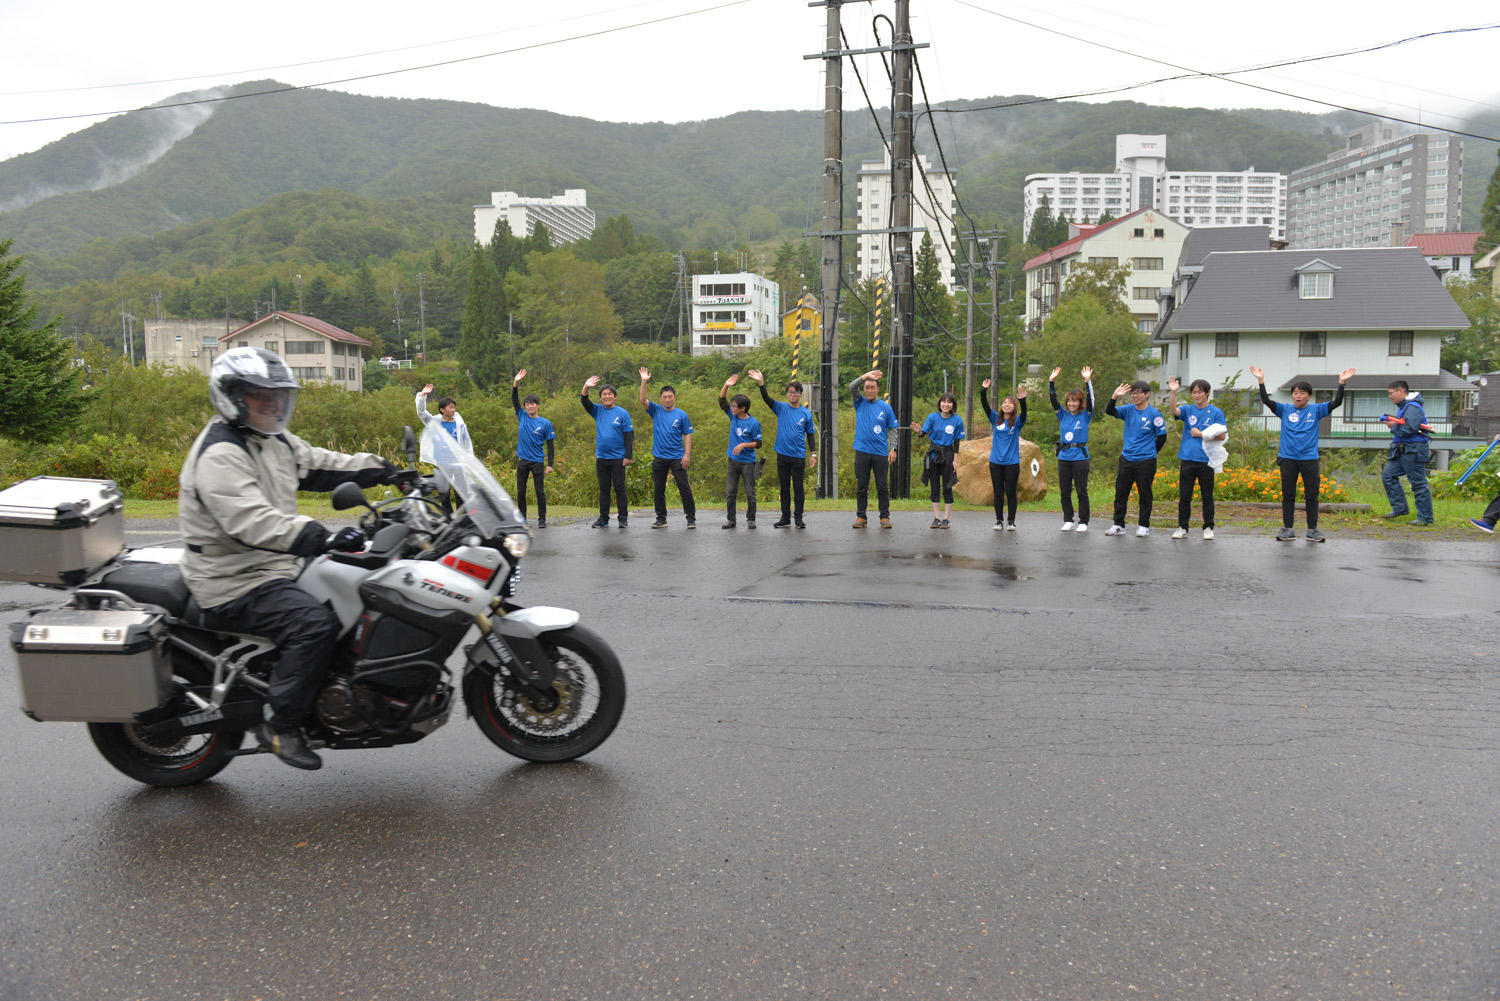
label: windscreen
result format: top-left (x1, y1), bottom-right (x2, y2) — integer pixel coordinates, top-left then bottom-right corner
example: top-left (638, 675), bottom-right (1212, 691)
top-left (418, 426), bottom-right (524, 536)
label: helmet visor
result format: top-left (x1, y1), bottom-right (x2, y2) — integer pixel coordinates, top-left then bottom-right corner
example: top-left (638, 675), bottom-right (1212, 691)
top-left (241, 387), bottom-right (297, 435)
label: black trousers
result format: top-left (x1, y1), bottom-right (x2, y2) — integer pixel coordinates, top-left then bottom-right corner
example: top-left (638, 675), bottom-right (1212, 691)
top-left (927, 453), bottom-right (956, 504)
top-left (1113, 457), bottom-right (1157, 527)
top-left (777, 455), bottom-right (808, 521)
top-left (1278, 457), bottom-right (1321, 529)
top-left (725, 460), bottom-right (758, 521)
top-left (1484, 491), bottom-right (1500, 525)
top-left (1058, 458), bottom-right (1090, 524)
top-left (854, 452), bottom-right (890, 518)
top-left (989, 462), bottom-right (1019, 522)
top-left (515, 459), bottom-right (547, 520)
top-left (202, 578), bottom-right (340, 729)
top-left (1178, 460), bottom-right (1215, 529)
top-left (595, 458), bottom-right (628, 521)
top-left (652, 458), bottom-right (696, 520)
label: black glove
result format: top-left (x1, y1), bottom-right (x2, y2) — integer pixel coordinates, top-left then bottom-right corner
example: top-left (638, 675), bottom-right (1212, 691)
top-left (324, 527), bottom-right (365, 553)
top-left (386, 467), bottom-right (422, 490)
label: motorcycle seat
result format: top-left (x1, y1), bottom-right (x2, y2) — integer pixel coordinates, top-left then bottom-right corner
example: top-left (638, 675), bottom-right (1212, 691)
top-left (96, 561), bottom-right (191, 618)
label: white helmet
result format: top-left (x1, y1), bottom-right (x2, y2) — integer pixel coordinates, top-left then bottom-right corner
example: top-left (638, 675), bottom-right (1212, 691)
top-left (210, 347), bottom-right (300, 436)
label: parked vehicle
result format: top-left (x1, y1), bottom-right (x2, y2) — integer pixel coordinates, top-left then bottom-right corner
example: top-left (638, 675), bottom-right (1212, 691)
top-left (4, 429), bottom-right (626, 787)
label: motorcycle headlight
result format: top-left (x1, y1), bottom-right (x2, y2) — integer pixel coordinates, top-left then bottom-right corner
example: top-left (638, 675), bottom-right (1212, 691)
top-left (502, 533), bottom-right (530, 559)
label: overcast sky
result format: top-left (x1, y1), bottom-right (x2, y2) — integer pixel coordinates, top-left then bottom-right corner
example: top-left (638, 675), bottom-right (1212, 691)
top-left (3, 0), bottom-right (1499, 164)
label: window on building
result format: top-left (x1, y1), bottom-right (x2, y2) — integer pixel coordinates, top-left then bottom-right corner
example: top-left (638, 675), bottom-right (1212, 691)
top-left (264, 341), bottom-right (278, 354)
top-left (1215, 332), bottom-right (1239, 357)
top-left (1153, 228), bottom-right (1165, 237)
top-left (285, 340), bottom-right (324, 354)
top-left (1132, 257), bottom-right (1163, 270)
top-left (1388, 330), bottom-right (1414, 356)
top-left (1299, 273), bottom-right (1332, 299)
top-left (1132, 287), bottom-right (1159, 300)
top-left (1180, 336), bottom-right (1189, 359)
top-left (1299, 332), bottom-right (1326, 357)
top-left (292, 366), bottom-right (327, 380)
top-left (237, 341), bottom-right (249, 349)
top-left (1088, 257), bottom-right (1118, 265)
top-left (1137, 319), bottom-right (1156, 333)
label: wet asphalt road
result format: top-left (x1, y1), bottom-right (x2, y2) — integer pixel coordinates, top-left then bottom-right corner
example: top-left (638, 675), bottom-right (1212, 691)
top-left (2, 512), bottom-right (1499, 1000)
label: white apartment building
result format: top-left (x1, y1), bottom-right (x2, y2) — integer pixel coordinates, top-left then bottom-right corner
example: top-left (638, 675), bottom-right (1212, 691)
top-left (1023, 134), bottom-right (1288, 242)
top-left (1288, 122), bottom-right (1463, 249)
top-left (473, 189), bottom-right (596, 247)
top-left (690, 272), bottom-right (782, 358)
top-left (855, 153), bottom-right (958, 292)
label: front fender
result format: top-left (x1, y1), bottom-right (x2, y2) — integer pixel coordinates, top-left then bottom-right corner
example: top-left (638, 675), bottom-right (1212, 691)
top-left (501, 605), bottom-right (580, 632)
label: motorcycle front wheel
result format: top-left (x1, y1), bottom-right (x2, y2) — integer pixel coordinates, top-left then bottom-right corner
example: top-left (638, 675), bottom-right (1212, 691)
top-left (464, 623), bottom-right (625, 763)
top-left (88, 723), bottom-right (244, 787)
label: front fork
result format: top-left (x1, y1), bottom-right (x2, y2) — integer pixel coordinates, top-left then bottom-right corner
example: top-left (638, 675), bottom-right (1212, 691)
top-left (467, 601), bottom-right (581, 706)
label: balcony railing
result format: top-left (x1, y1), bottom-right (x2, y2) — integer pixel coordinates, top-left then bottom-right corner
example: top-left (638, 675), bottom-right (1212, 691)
top-left (1235, 415), bottom-right (1458, 439)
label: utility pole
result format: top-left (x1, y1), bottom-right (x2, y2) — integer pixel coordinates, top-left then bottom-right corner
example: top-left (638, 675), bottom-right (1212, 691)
top-left (676, 251), bottom-right (687, 354)
top-left (813, 0), bottom-right (843, 499)
top-left (964, 235), bottom-right (976, 434)
top-left (416, 272), bottom-right (427, 362)
top-left (889, 0), bottom-right (916, 497)
top-left (296, 273), bottom-right (304, 313)
top-left (393, 282), bottom-right (405, 362)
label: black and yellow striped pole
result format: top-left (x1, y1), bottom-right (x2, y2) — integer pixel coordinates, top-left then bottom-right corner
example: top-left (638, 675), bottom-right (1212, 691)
top-left (872, 277), bottom-right (884, 378)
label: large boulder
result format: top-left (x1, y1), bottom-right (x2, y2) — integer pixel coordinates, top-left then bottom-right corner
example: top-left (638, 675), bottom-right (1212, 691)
top-left (954, 438), bottom-right (1049, 506)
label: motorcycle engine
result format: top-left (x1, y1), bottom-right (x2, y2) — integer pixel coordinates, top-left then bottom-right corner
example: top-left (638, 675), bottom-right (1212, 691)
top-left (315, 677), bottom-right (385, 735)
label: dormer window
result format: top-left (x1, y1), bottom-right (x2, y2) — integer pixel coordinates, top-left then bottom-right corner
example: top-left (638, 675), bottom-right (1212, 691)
top-left (1300, 272), bottom-right (1332, 298)
top-left (1294, 258), bottom-right (1341, 299)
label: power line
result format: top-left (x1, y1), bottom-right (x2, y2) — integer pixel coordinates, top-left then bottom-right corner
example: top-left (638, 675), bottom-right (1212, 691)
top-left (946, 1), bottom-right (1500, 143)
top-left (0, 0), bottom-right (751, 128)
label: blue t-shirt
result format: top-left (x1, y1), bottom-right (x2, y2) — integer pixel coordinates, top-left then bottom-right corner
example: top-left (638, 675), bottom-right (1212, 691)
top-left (769, 400), bottom-right (817, 458)
top-left (591, 404), bottom-right (633, 460)
top-left (1273, 401), bottom-right (1330, 461)
top-left (1175, 403), bottom-right (1227, 463)
top-left (440, 419), bottom-right (460, 442)
top-left (1056, 409), bottom-right (1092, 461)
top-left (514, 409), bottom-right (555, 463)
top-left (726, 413), bottom-right (762, 464)
top-left (646, 401), bottom-right (693, 461)
top-left (1113, 404), bottom-right (1167, 461)
top-left (984, 403), bottom-right (1026, 466)
top-left (852, 390), bottom-right (898, 456)
top-left (920, 411), bottom-right (964, 447)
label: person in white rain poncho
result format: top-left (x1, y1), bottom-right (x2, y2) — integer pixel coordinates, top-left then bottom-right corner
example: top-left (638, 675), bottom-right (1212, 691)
top-left (416, 385), bottom-right (474, 514)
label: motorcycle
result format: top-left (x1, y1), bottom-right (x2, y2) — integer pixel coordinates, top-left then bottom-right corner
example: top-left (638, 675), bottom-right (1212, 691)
top-left (6, 427), bottom-right (625, 787)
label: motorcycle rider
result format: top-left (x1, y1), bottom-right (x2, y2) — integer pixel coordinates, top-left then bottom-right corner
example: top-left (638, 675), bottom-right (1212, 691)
top-left (179, 347), bottom-right (413, 770)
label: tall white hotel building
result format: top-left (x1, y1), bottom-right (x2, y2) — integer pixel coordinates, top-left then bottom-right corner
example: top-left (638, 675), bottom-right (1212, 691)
top-left (1022, 135), bottom-right (1287, 243)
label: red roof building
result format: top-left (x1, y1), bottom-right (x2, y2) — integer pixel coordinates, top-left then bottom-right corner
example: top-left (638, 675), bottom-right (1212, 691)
top-left (1404, 231), bottom-right (1485, 283)
top-left (222, 311), bottom-right (372, 391)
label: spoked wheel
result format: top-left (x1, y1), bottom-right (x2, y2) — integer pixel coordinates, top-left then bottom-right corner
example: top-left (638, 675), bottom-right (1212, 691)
top-left (463, 623), bottom-right (625, 763)
top-left (88, 722), bottom-right (243, 787)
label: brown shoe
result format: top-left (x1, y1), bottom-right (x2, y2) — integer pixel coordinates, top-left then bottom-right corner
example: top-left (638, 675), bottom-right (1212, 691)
top-left (852, 517), bottom-right (868, 529)
top-left (880, 517), bottom-right (892, 529)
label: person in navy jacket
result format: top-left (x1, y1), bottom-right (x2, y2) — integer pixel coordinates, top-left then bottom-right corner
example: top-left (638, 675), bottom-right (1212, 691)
top-left (1104, 381), bottom-right (1168, 537)
top-left (1379, 379), bottom-right (1434, 527)
top-left (1251, 365), bottom-right (1355, 542)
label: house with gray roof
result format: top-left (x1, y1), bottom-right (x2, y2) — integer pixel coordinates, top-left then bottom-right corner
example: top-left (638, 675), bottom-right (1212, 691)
top-left (1154, 245), bottom-right (1472, 453)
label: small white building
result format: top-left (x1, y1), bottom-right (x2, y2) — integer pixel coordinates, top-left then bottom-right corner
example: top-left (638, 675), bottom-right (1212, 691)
top-left (145, 318), bottom-right (246, 375)
top-left (1023, 134), bottom-right (1288, 242)
top-left (690, 272), bottom-right (781, 357)
top-left (1404, 231), bottom-right (1485, 283)
top-left (1022, 209), bottom-right (1190, 334)
top-left (474, 189), bottom-right (596, 247)
top-left (855, 153), bottom-right (958, 292)
top-left (221, 312), bottom-right (371, 392)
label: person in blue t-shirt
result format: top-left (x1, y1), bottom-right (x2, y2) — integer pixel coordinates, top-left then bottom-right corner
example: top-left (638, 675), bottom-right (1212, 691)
top-left (1104, 381), bottom-right (1169, 537)
top-left (581, 374), bottom-right (635, 528)
top-left (1049, 366), bottom-right (1095, 532)
top-left (718, 374), bottom-right (763, 529)
top-left (1167, 376), bottom-right (1228, 541)
top-left (980, 379), bottom-right (1027, 531)
top-left (749, 368), bottom-right (818, 529)
top-left (510, 370), bottom-right (555, 527)
top-left (638, 367), bottom-right (696, 529)
top-left (1251, 365), bottom-right (1355, 542)
top-left (849, 369), bottom-right (899, 528)
top-left (911, 392), bottom-right (964, 529)
top-left (1379, 379), bottom-right (1434, 527)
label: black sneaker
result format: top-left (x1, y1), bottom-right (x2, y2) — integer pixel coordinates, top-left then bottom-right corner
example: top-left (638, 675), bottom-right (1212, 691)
top-left (746, 520), bottom-right (756, 530)
top-left (256, 723), bottom-right (322, 771)
top-left (536, 518), bottom-right (547, 528)
top-left (686, 519), bottom-right (697, 529)
top-left (617, 517), bottom-right (628, 528)
top-left (722, 520), bottom-right (736, 529)
top-left (651, 519), bottom-right (667, 529)
top-left (772, 519), bottom-right (791, 528)
top-left (590, 518), bottom-right (608, 529)
top-left (794, 520), bottom-right (807, 529)
top-left (1381, 510), bottom-right (1407, 519)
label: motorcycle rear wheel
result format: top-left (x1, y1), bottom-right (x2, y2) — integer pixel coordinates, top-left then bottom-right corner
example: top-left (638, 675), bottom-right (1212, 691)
top-left (464, 623), bottom-right (625, 763)
top-left (88, 723), bottom-right (244, 787)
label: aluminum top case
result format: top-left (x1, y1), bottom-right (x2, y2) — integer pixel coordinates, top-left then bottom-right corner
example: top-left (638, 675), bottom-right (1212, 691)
top-left (0, 476), bottom-right (125, 586)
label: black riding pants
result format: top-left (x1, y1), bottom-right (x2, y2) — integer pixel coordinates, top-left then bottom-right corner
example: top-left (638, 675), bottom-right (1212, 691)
top-left (652, 458), bottom-right (696, 520)
top-left (516, 459), bottom-right (547, 520)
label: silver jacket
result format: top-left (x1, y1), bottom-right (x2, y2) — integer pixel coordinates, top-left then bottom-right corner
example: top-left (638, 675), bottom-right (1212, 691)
top-left (178, 419), bottom-right (390, 608)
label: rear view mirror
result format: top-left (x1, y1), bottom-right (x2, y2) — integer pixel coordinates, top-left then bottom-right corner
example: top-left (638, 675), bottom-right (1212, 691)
top-left (402, 425), bottom-right (418, 467)
top-left (331, 482), bottom-right (371, 511)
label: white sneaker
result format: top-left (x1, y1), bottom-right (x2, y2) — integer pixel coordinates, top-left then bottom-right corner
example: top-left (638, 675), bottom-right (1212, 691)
top-left (1203, 527), bottom-right (1215, 540)
top-left (1104, 525), bottom-right (1125, 536)
top-left (1061, 521), bottom-right (1076, 532)
top-left (992, 521), bottom-right (1005, 531)
top-left (1075, 522), bottom-right (1089, 533)
top-left (1005, 522), bottom-right (1017, 532)
top-left (1171, 527), bottom-right (1187, 539)
top-left (1136, 526), bottom-right (1151, 537)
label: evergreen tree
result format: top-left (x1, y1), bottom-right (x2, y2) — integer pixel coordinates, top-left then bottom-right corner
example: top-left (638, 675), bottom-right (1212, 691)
top-left (353, 262), bottom-right (380, 330)
top-left (303, 274), bottom-right (330, 317)
top-left (912, 234), bottom-right (961, 398)
top-left (527, 222), bottom-right (554, 258)
top-left (1481, 147), bottom-right (1500, 252)
top-left (458, 245), bottom-right (507, 390)
top-left (490, 220), bottom-right (523, 279)
top-left (510, 251), bottom-right (622, 393)
top-left (0, 239), bottom-right (83, 442)
top-left (1028, 194), bottom-right (1056, 247)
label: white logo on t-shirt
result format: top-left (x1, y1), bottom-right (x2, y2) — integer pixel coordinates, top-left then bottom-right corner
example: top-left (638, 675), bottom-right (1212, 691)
top-left (874, 424), bottom-right (884, 435)
top-left (1288, 413), bottom-right (1300, 424)
top-left (1189, 415), bottom-right (1199, 426)
top-left (1153, 416), bottom-right (1165, 428)
top-left (944, 424), bottom-right (955, 435)
top-left (1064, 431), bottom-right (1075, 442)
